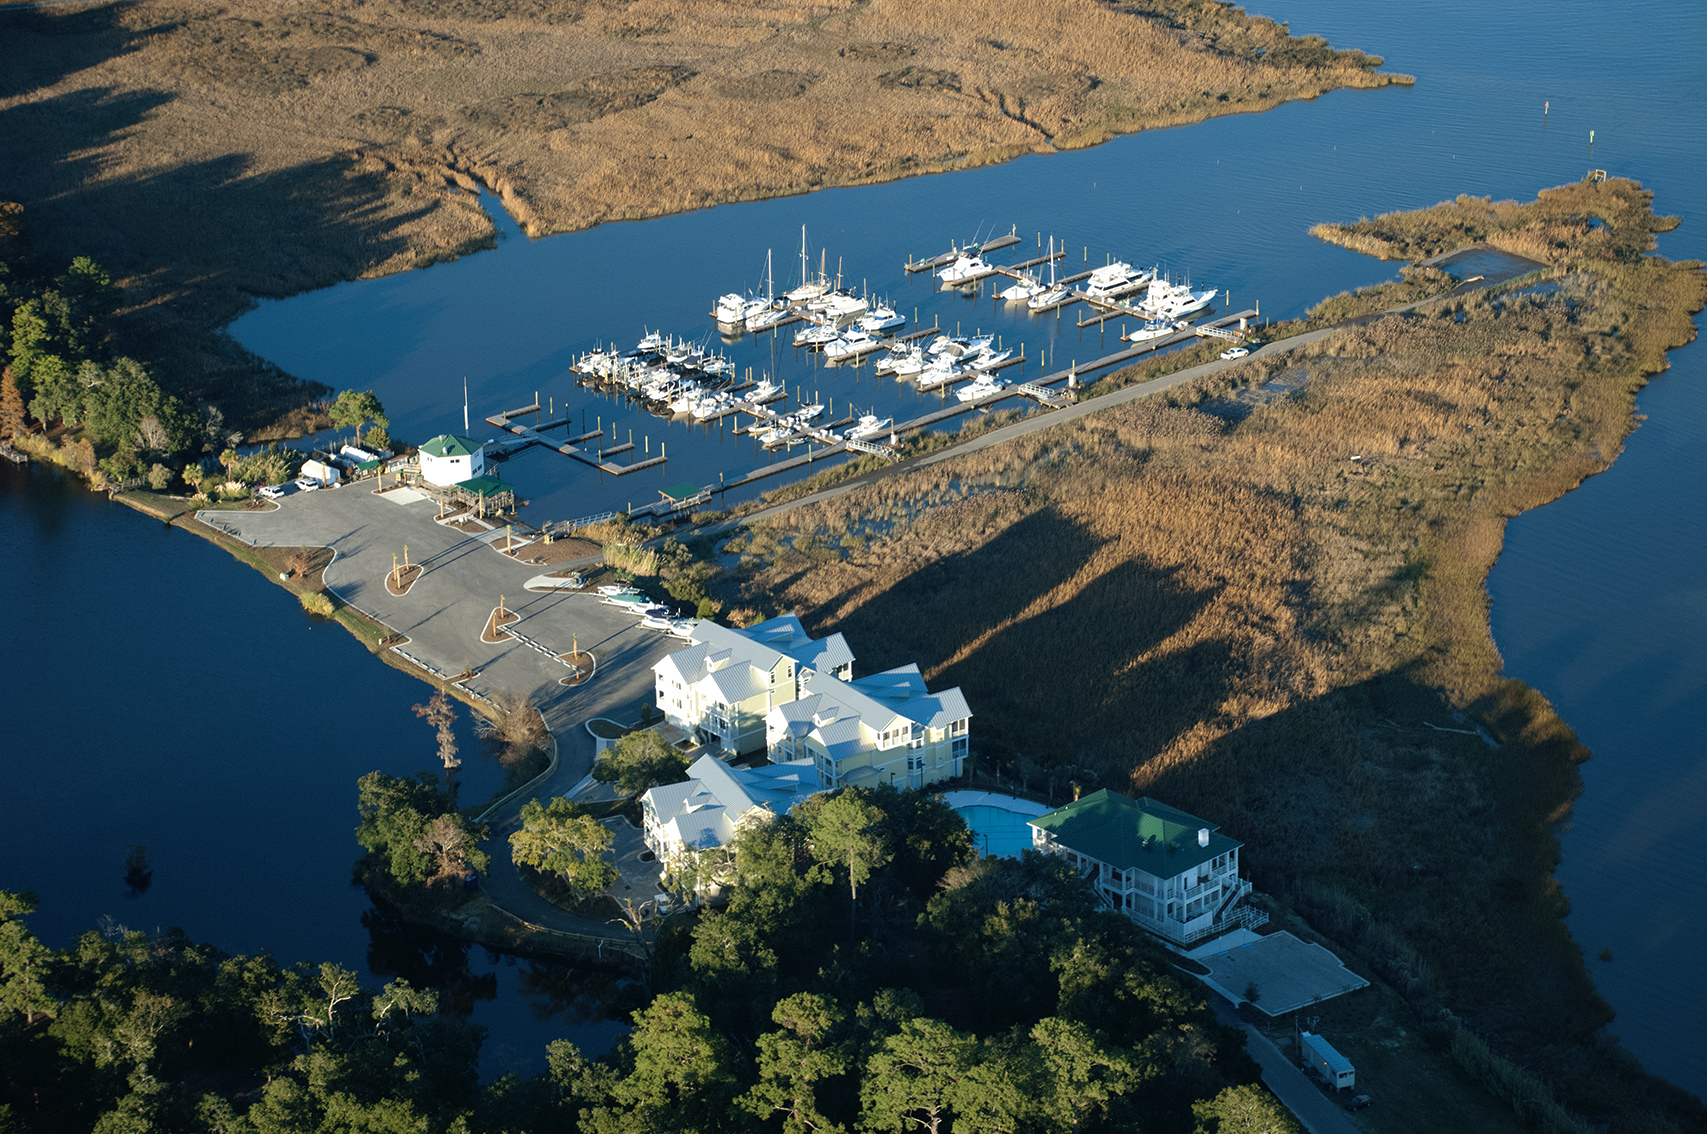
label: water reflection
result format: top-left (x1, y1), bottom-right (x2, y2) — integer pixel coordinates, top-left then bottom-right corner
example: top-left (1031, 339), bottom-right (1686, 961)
top-left (517, 958), bottom-right (645, 1026)
top-left (363, 900), bottom-right (499, 1017)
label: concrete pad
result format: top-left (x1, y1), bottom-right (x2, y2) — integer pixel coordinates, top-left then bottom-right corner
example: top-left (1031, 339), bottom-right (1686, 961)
top-left (1186, 927), bottom-right (1264, 959)
top-left (378, 487), bottom-right (430, 505)
top-left (1196, 931), bottom-right (1369, 1016)
top-left (605, 817), bottom-right (662, 899)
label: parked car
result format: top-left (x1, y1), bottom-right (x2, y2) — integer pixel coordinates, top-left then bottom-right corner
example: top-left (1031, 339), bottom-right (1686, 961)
top-left (257, 484), bottom-right (285, 499)
top-left (1220, 346), bottom-right (1250, 360)
top-left (294, 476), bottom-right (320, 492)
top-left (1345, 1095), bottom-right (1372, 1112)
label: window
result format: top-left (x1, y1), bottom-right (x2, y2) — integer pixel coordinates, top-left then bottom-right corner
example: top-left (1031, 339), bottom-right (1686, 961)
top-left (951, 737), bottom-right (968, 758)
top-left (907, 755), bottom-right (925, 772)
top-left (950, 718), bottom-right (969, 736)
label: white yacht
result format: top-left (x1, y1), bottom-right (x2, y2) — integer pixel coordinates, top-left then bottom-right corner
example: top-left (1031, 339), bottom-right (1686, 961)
top-left (785, 227), bottom-right (831, 304)
top-left (917, 360), bottom-right (963, 390)
top-left (811, 290), bottom-right (869, 320)
top-left (794, 401), bottom-right (826, 421)
top-left (1025, 237), bottom-right (1070, 310)
top-left (668, 384), bottom-right (703, 414)
top-left (692, 393), bottom-right (733, 420)
top-left (746, 302), bottom-right (791, 332)
top-left (714, 293), bottom-right (751, 324)
top-left (969, 348), bottom-right (1012, 371)
top-left (824, 329), bottom-right (883, 360)
top-left (998, 272), bottom-right (1045, 303)
top-left (1082, 260), bottom-right (1153, 300)
top-left (748, 377), bottom-right (784, 402)
top-left (1125, 317), bottom-right (1183, 343)
top-left (1139, 277), bottom-right (1218, 319)
top-left (938, 254), bottom-right (995, 286)
top-left (886, 347), bottom-right (927, 377)
top-left (793, 319), bottom-right (840, 348)
top-left (857, 304), bottom-right (906, 333)
top-left (848, 413), bottom-right (894, 441)
top-left (955, 374), bottom-right (1009, 403)
top-left (637, 330), bottom-right (665, 353)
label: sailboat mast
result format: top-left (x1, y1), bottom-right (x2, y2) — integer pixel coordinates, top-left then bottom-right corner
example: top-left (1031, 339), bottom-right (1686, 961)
top-left (463, 377), bottom-right (469, 432)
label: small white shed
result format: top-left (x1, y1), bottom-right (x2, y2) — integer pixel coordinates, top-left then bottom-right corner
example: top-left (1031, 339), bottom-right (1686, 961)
top-left (300, 459), bottom-right (341, 487)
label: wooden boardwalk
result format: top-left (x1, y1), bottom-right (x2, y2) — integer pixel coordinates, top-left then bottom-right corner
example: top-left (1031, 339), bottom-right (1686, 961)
top-left (487, 404), bottom-right (669, 477)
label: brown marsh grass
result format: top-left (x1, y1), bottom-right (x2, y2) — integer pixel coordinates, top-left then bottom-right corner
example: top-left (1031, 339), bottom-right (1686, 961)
top-left (2, 0), bottom-right (1402, 427)
top-left (715, 179), bottom-right (1707, 1131)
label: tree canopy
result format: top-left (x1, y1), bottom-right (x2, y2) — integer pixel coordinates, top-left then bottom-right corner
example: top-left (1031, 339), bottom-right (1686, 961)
top-left (591, 729), bottom-right (690, 796)
top-left (509, 798), bottom-right (619, 901)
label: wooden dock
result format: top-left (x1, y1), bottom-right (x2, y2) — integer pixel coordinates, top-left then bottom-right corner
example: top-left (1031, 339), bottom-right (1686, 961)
top-left (487, 403), bottom-right (668, 477)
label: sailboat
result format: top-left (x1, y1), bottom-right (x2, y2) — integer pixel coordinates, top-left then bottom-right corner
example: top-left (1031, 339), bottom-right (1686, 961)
top-left (784, 227), bottom-right (830, 304)
top-left (746, 250), bottom-right (791, 331)
top-left (1028, 237), bottom-right (1072, 310)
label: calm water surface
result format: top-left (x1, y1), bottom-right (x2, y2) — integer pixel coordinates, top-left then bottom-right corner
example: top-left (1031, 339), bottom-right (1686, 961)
top-left (5, 0), bottom-right (1703, 1095)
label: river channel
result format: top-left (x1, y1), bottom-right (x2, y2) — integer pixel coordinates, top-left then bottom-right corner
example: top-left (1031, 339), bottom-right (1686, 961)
top-left (3, 0), bottom-right (1700, 1096)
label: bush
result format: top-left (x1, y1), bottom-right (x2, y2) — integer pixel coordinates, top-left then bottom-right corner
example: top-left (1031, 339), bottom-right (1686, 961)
top-left (300, 592), bottom-right (334, 616)
top-left (146, 463), bottom-right (173, 490)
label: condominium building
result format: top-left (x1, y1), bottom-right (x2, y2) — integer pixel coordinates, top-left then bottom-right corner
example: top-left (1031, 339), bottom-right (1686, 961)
top-left (639, 753), bottom-right (824, 871)
top-left (653, 615), bottom-right (854, 756)
top-left (1028, 791), bottom-right (1263, 946)
top-left (765, 665), bottom-right (971, 790)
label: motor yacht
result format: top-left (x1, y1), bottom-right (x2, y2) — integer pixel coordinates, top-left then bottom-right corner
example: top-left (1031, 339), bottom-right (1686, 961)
top-left (857, 304), bottom-right (906, 333)
top-left (917, 360), bottom-right (963, 390)
top-left (824, 329), bottom-right (882, 360)
top-left (749, 377), bottom-right (784, 402)
top-left (1124, 317), bottom-right (1183, 343)
top-left (955, 374), bottom-right (1009, 403)
top-left (887, 347), bottom-right (927, 378)
top-left (793, 320), bottom-right (840, 348)
top-left (848, 413), bottom-right (894, 441)
top-left (969, 348), bottom-right (1013, 371)
top-left (1081, 260), bottom-right (1154, 300)
top-left (998, 272), bottom-right (1045, 303)
top-left (938, 255), bottom-right (995, 286)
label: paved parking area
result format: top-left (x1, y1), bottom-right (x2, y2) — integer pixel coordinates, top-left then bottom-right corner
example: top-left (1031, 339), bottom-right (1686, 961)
top-left (201, 484), bottom-right (680, 784)
top-left (1194, 931), bottom-right (1370, 1016)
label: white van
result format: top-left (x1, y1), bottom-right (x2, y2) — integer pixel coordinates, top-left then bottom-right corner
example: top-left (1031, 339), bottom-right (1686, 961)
top-left (258, 484), bottom-right (285, 499)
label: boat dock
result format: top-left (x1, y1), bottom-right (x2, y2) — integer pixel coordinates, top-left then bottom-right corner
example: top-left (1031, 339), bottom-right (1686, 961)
top-left (487, 402), bottom-right (668, 477)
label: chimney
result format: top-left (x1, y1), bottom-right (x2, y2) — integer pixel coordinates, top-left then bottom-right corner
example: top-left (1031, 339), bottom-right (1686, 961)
top-left (1198, 828), bottom-right (1210, 848)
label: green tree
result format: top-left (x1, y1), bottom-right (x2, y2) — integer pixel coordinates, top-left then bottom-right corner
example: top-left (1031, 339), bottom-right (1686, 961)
top-left (0, 890), bottom-right (56, 1025)
top-left (509, 797), bottom-right (617, 900)
top-left (1028, 1017), bottom-right (1140, 1131)
top-left (800, 790), bottom-right (893, 936)
top-left (592, 728), bottom-right (690, 795)
top-left (330, 389), bottom-right (388, 447)
top-left (355, 771), bottom-right (450, 886)
top-left (1191, 1084), bottom-right (1304, 1134)
top-left (24, 353), bottom-right (77, 427)
top-left (181, 462), bottom-right (204, 497)
top-left (859, 1016), bottom-right (977, 1134)
top-left (585, 992), bottom-right (737, 1134)
top-left (740, 993), bottom-right (851, 1134)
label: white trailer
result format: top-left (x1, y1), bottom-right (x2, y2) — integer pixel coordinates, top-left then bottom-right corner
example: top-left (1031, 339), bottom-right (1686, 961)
top-left (1301, 1031), bottom-right (1355, 1090)
top-left (300, 459), bottom-right (341, 487)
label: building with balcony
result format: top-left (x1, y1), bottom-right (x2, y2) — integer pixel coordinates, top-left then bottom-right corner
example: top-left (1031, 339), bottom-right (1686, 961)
top-left (1028, 791), bottom-right (1264, 946)
top-left (765, 665), bottom-right (971, 790)
top-left (653, 615), bottom-right (854, 757)
top-left (639, 753), bottom-right (824, 872)
top-left (417, 434), bottom-right (486, 487)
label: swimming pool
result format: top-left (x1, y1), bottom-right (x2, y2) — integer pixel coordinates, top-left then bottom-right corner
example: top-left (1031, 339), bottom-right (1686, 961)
top-left (943, 793), bottom-right (1052, 857)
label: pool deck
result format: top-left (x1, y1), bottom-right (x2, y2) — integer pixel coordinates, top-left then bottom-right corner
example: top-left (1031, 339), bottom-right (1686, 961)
top-left (940, 790), bottom-right (1051, 816)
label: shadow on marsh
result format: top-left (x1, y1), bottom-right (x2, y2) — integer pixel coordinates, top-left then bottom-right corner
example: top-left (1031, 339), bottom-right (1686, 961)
top-left (0, 3), bottom-right (149, 101)
top-left (827, 506), bottom-right (1223, 763)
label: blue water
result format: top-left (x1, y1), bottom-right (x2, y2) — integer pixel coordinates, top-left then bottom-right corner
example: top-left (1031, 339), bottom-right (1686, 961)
top-left (0, 461), bottom-right (627, 1080)
top-left (5, 0), bottom-right (1704, 1099)
top-left (957, 804), bottom-right (1040, 858)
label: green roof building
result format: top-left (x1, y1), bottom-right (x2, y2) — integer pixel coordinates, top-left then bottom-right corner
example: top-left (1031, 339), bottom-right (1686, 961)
top-left (418, 434), bottom-right (486, 487)
top-left (1028, 790), bottom-right (1261, 945)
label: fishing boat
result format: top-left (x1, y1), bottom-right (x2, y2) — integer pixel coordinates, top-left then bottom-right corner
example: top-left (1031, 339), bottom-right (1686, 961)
top-left (998, 272), bottom-right (1045, 303)
top-left (917, 360), bottom-right (963, 390)
top-left (691, 393), bottom-right (733, 420)
top-left (938, 254), bottom-right (995, 286)
top-left (597, 584), bottom-right (641, 597)
top-left (637, 329), bottom-right (665, 353)
top-left (824, 329), bottom-right (883, 361)
top-left (886, 346), bottom-right (927, 377)
top-left (793, 319), bottom-right (840, 348)
top-left (954, 374), bottom-right (1009, 403)
top-left (968, 348), bottom-right (1013, 371)
top-left (1124, 317), bottom-right (1183, 343)
top-left (749, 377), bottom-right (784, 402)
top-left (857, 304), bottom-right (906, 333)
top-left (848, 413), bottom-right (894, 441)
top-left (794, 402), bottom-right (826, 421)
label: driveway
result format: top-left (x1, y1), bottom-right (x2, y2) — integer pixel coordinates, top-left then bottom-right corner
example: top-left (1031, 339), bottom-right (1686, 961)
top-left (1208, 991), bottom-right (1362, 1134)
